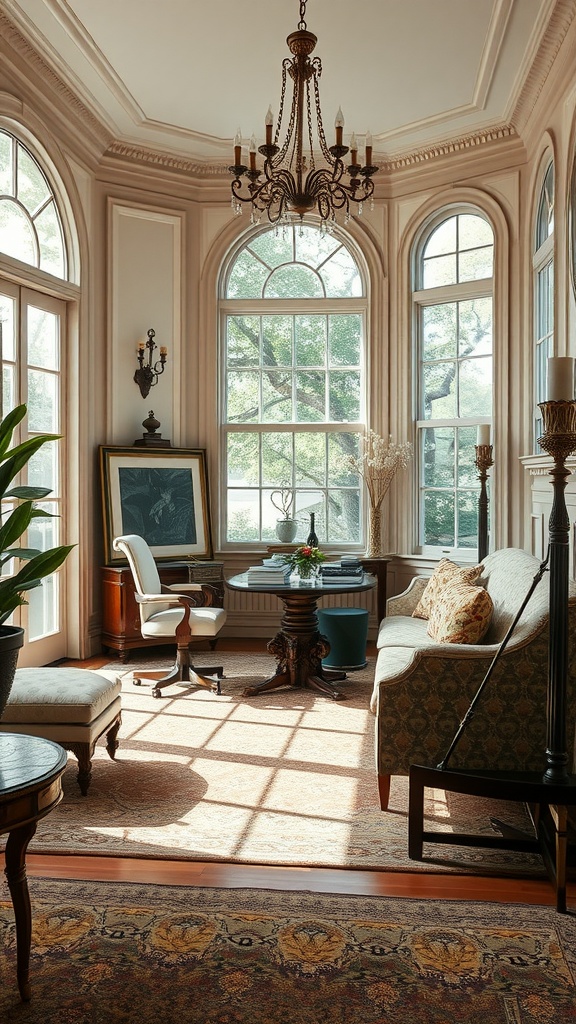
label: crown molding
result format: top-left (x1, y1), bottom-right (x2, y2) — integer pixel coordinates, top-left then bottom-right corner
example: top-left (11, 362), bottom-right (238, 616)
top-left (511, 0), bottom-right (576, 133)
top-left (0, 9), bottom-right (112, 157)
top-left (103, 140), bottom-right (227, 179)
top-left (378, 124), bottom-right (518, 173)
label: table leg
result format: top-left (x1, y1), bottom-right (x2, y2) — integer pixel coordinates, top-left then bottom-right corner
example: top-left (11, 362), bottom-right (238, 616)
top-left (4, 820), bottom-right (38, 1001)
top-left (242, 592), bottom-right (348, 700)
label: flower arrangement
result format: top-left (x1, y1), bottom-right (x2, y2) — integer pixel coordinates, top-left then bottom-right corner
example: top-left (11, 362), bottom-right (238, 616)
top-left (348, 430), bottom-right (413, 557)
top-left (281, 545), bottom-right (326, 580)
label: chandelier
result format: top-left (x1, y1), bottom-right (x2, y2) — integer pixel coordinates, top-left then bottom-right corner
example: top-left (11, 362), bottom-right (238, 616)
top-left (229, 0), bottom-right (377, 226)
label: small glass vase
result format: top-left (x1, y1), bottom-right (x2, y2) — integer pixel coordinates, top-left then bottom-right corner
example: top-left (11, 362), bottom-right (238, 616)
top-left (297, 563), bottom-right (319, 586)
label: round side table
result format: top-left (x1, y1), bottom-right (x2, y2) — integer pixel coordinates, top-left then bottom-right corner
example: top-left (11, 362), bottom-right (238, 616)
top-left (0, 732), bottom-right (67, 1001)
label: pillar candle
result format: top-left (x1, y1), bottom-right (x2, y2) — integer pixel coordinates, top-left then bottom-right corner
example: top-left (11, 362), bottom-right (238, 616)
top-left (477, 424), bottom-right (491, 446)
top-left (547, 356), bottom-right (575, 401)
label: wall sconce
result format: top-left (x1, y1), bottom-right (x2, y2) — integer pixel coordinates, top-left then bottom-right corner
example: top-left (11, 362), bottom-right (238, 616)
top-left (134, 328), bottom-right (167, 399)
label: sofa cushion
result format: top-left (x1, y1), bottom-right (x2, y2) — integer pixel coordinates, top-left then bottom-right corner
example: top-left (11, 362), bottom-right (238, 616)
top-left (412, 558), bottom-right (482, 619)
top-left (427, 583), bottom-right (493, 644)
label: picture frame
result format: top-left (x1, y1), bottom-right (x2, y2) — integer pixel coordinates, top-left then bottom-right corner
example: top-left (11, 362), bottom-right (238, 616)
top-left (99, 446), bottom-right (213, 564)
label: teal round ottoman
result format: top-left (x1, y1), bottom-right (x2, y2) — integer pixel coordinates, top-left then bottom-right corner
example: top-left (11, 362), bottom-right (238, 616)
top-left (317, 607), bottom-right (369, 670)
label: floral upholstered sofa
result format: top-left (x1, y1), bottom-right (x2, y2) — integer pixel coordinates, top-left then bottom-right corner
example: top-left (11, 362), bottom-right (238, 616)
top-left (371, 547), bottom-right (576, 810)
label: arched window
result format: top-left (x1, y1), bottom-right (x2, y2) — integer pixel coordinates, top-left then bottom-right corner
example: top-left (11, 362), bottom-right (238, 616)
top-left (533, 160), bottom-right (554, 448)
top-left (0, 130), bottom-right (67, 277)
top-left (413, 209), bottom-right (494, 555)
top-left (221, 223), bottom-right (367, 546)
top-left (0, 128), bottom-right (70, 663)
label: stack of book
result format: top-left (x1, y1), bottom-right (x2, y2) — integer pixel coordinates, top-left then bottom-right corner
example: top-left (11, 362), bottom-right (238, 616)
top-left (320, 558), bottom-right (364, 585)
top-left (246, 562), bottom-right (291, 585)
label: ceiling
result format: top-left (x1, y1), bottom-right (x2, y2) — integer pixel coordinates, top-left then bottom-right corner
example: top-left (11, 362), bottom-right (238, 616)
top-left (1, 0), bottom-right (561, 166)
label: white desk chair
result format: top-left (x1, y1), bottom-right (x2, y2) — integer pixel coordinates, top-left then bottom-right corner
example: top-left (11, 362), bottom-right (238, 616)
top-left (112, 534), bottom-right (226, 698)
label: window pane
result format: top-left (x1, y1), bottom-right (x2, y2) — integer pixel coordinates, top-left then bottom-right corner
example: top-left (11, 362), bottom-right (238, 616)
top-left (459, 214), bottom-right (493, 249)
top-left (28, 370), bottom-right (58, 432)
top-left (227, 250), bottom-right (268, 298)
top-left (0, 200), bottom-right (36, 263)
top-left (18, 147), bottom-right (51, 211)
top-left (28, 306), bottom-right (59, 370)
top-left (422, 253), bottom-right (457, 288)
top-left (459, 246), bottom-right (493, 281)
top-left (295, 226), bottom-right (339, 267)
top-left (28, 576), bottom-right (57, 641)
top-left (459, 356), bottom-right (492, 417)
top-left (457, 490), bottom-right (479, 549)
top-left (295, 315), bottom-right (326, 365)
top-left (320, 247), bottom-right (362, 297)
top-left (423, 427), bottom-right (454, 486)
top-left (423, 490), bottom-right (455, 547)
top-left (296, 371), bottom-right (325, 421)
top-left (329, 432), bottom-right (360, 486)
top-left (458, 297), bottom-right (492, 356)
top-left (262, 433), bottom-right (293, 486)
top-left (0, 294), bottom-right (16, 361)
top-left (227, 433), bottom-right (259, 486)
top-left (266, 264), bottom-right (323, 298)
top-left (295, 433), bottom-right (326, 486)
top-left (226, 489), bottom-right (259, 541)
top-left (263, 315), bottom-right (292, 366)
top-left (227, 370), bottom-right (259, 422)
top-left (329, 370), bottom-right (360, 421)
top-left (227, 316), bottom-right (260, 367)
top-left (422, 362), bottom-right (456, 418)
top-left (249, 231), bottom-right (293, 268)
top-left (424, 217), bottom-right (456, 257)
top-left (28, 440), bottom-right (58, 493)
top-left (329, 488), bottom-right (360, 542)
top-left (329, 314), bottom-right (361, 366)
top-left (422, 304), bottom-right (457, 360)
top-left (457, 426), bottom-right (478, 486)
top-left (262, 371), bottom-right (292, 422)
top-left (36, 202), bottom-right (66, 277)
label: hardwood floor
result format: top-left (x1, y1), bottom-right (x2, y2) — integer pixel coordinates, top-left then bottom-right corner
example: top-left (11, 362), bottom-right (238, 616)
top-left (19, 640), bottom-right (574, 909)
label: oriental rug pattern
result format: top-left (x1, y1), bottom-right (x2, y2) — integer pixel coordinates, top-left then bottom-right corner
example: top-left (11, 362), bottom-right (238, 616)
top-left (1, 879), bottom-right (575, 1022)
top-left (6, 652), bottom-right (546, 875)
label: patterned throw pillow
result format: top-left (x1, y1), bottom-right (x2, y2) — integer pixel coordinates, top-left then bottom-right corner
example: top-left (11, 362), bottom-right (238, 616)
top-left (412, 558), bottom-right (482, 620)
top-left (426, 583), bottom-right (493, 644)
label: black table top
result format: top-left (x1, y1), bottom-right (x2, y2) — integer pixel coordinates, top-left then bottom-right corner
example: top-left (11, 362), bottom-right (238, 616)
top-left (0, 733), bottom-right (67, 798)
top-left (226, 571), bottom-right (376, 597)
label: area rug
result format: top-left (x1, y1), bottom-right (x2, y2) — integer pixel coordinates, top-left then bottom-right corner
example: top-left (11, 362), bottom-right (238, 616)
top-left (1, 878), bottom-right (575, 1022)
top-left (10, 652), bottom-right (547, 875)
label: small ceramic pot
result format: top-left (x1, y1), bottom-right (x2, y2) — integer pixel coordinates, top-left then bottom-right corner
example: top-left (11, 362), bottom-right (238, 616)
top-left (276, 518), bottom-right (298, 543)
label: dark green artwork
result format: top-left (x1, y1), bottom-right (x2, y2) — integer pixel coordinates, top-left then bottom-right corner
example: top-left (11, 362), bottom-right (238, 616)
top-left (118, 467), bottom-right (197, 546)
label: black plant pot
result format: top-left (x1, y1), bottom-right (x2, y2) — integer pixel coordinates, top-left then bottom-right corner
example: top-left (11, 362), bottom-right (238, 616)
top-left (0, 625), bottom-right (24, 720)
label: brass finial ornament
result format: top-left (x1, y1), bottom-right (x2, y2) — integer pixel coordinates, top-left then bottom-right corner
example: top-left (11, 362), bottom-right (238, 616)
top-left (229, 0), bottom-right (377, 226)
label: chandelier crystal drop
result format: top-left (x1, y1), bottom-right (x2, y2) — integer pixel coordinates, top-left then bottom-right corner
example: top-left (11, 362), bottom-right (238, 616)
top-left (229, 0), bottom-right (378, 226)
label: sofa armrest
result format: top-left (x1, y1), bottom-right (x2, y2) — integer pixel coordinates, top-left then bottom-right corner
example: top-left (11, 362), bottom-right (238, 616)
top-left (386, 576), bottom-right (428, 618)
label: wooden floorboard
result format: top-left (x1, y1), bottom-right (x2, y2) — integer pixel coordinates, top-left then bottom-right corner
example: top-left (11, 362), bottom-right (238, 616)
top-left (22, 643), bottom-right (570, 909)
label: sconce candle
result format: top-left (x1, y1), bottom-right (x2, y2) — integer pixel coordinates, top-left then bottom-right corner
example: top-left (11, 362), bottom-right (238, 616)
top-left (477, 424), bottom-right (491, 447)
top-left (133, 328), bottom-right (168, 400)
top-left (547, 356), bottom-right (575, 401)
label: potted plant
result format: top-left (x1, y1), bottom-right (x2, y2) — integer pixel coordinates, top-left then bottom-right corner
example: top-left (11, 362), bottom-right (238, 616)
top-left (0, 404), bottom-right (74, 718)
top-left (271, 488), bottom-right (298, 543)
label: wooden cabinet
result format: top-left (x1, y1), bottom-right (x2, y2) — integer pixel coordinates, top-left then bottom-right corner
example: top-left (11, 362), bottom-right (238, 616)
top-left (101, 562), bottom-right (224, 661)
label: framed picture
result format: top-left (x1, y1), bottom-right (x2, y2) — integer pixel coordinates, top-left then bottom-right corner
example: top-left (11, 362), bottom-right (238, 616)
top-left (99, 446), bottom-right (213, 564)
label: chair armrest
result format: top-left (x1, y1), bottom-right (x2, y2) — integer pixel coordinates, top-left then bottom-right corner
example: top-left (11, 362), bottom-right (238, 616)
top-left (161, 582), bottom-right (221, 607)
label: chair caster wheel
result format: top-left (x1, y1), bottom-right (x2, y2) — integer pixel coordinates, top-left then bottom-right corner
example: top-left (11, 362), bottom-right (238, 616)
top-left (133, 678), bottom-right (142, 686)
top-left (152, 688), bottom-right (162, 699)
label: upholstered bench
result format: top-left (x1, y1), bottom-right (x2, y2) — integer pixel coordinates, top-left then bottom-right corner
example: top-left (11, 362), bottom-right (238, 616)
top-left (0, 668), bottom-right (122, 795)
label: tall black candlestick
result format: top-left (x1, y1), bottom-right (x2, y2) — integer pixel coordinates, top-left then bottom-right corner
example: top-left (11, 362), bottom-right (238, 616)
top-left (538, 399), bottom-right (576, 783)
top-left (474, 444), bottom-right (493, 563)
